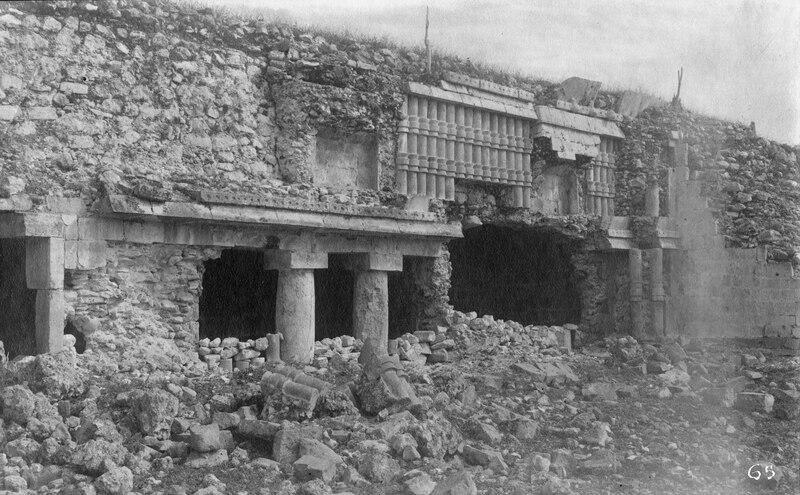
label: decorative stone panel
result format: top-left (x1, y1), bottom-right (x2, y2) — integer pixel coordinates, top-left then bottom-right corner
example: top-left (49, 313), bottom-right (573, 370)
top-left (585, 137), bottom-right (618, 216)
top-left (397, 83), bottom-right (534, 208)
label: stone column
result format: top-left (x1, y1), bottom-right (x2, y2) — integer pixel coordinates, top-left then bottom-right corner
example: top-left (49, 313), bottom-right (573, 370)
top-left (26, 237), bottom-right (64, 354)
top-left (645, 181), bottom-right (660, 216)
top-left (648, 248), bottom-right (665, 336)
top-left (343, 253), bottom-right (403, 360)
top-left (628, 248), bottom-right (644, 339)
top-left (666, 168), bottom-right (676, 217)
top-left (265, 251), bottom-right (328, 364)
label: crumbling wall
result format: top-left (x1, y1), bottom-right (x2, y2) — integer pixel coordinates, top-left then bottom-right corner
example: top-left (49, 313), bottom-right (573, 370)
top-left (616, 106), bottom-right (800, 262)
top-left (0, 3), bottom-right (280, 203)
top-left (671, 175), bottom-right (800, 346)
top-left (65, 242), bottom-right (220, 355)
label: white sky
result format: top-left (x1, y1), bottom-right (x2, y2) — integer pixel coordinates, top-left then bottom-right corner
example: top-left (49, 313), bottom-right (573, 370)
top-left (204, 0), bottom-right (800, 145)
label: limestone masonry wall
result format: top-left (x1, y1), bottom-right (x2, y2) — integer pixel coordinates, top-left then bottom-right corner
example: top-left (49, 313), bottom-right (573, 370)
top-left (1, 0), bottom-right (799, 356)
top-left (65, 242), bottom-right (218, 360)
top-left (672, 174), bottom-right (800, 346)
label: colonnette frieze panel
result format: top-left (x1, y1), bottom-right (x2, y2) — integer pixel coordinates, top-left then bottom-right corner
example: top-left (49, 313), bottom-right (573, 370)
top-left (397, 83), bottom-right (535, 208)
top-left (585, 136), bottom-right (617, 216)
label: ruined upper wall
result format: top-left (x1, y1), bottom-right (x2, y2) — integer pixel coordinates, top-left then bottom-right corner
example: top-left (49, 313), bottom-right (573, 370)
top-left (615, 106), bottom-right (800, 263)
top-left (1, 0), bottom-right (798, 260)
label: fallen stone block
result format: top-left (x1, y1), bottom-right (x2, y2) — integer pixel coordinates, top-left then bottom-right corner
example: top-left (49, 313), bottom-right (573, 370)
top-left (272, 425), bottom-right (324, 464)
top-left (734, 392), bottom-right (774, 414)
top-left (515, 419), bottom-right (539, 441)
top-left (700, 387), bottom-right (735, 408)
top-left (190, 424), bottom-right (222, 453)
top-left (774, 390), bottom-right (800, 420)
top-left (131, 388), bottom-right (179, 440)
top-left (557, 76), bottom-right (601, 105)
top-left (185, 449), bottom-right (228, 469)
top-left (646, 361), bottom-right (672, 374)
top-left (293, 454), bottom-right (337, 482)
top-left (0, 384), bottom-right (36, 425)
top-left (431, 470), bottom-right (477, 495)
top-left (357, 346), bottom-right (421, 415)
top-left (94, 466), bottom-right (133, 495)
top-left (358, 449), bottom-right (402, 483)
top-left (663, 342), bottom-right (687, 364)
top-left (472, 421), bottom-right (502, 444)
top-left (581, 382), bottom-right (618, 401)
top-left (462, 445), bottom-right (507, 471)
top-left (427, 348), bottom-right (450, 363)
top-left (403, 470), bottom-right (436, 495)
top-left (212, 412), bottom-right (240, 430)
top-left (579, 449), bottom-right (620, 475)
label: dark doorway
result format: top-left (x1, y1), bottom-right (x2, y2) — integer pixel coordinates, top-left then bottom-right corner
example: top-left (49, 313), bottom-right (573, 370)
top-left (315, 255), bottom-right (354, 340)
top-left (388, 257), bottom-right (432, 339)
top-left (0, 239), bottom-right (36, 358)
top-left (448, 225), bottom-right (581, 325)
top-left (63, 320), bottom-right (88, 354)
top-left (199, 249), bottom-right (277, 340)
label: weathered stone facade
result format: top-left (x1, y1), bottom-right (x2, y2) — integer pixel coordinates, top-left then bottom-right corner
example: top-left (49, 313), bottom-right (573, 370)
top-left (0, 0), bottom-right (798, 365)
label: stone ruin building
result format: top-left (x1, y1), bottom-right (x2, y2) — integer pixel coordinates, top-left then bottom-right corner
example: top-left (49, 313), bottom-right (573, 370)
top-left (0, 0), bottom-right (799, 370)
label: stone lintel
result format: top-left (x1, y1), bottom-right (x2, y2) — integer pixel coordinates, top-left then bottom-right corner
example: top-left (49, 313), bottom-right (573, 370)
top-left (0, 195), bottom-right (33, 212)
top-left (341, 253), bottom-right (404, 272)
top-left (101, 195), bottom-right (462, 240)
top-left (265, 251), bottom-right (328, 271)
top-left (0, 213), bottom-right (68, 238)
top-left (26, 237), bottom-right (64, 289)
top-left (123, 221), bottom-right (165, 244)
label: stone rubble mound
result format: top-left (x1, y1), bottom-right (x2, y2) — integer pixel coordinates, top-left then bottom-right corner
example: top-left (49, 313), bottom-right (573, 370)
top-left (0, 312), bottom-right (798, 494)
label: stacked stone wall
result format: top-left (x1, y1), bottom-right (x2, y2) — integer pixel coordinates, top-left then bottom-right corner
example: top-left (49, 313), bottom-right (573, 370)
top-left (672, 177), bottom-right (800, 346)
top-left (615, 106), bottom-right (800, 263)
top-left (65, 242), bottom-right (220, 356)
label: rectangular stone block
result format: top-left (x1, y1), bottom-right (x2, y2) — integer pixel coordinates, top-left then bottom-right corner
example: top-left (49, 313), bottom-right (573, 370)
top-left (77, 217), bottom-right (124, 240)
top-left (45, 197), bottom-right (85, 214)
top-left (265, 250), bottom-right (328, 270)
top-left (342, 252), bottom-right (403, 272)
top-left (64, 240), bottom-right (78, 269)
top-left (35, 289), bottom-right (64, 354)
top-left (76, 240), bottom-right (107, 269)
top-left (59, 81), bottom-right (88, 94)
top-left (26, 237), bottom-right (64, 289)
top-left (123, 221), bottom-right (165, 244)
top-left (26, 106), bottom-right (57, 120)
top-left (734, 392), bottom-right (774, 413)
top-left (0, 104), bottom-right (19, 120)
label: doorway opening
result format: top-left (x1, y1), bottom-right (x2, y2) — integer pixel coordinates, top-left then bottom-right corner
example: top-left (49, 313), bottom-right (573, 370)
top-left (0, 239), bottom-right (36, 358)
top-left (448, 225), bottom-right (581, 325)
top-left (199, 249), bottom-right (277, 340)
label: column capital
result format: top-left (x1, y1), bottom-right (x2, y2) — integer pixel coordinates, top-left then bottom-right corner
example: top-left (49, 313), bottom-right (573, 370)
top-left (264, 250), bottom-right (328, 270)
top-left (342, 253), bottom-right (403, 272)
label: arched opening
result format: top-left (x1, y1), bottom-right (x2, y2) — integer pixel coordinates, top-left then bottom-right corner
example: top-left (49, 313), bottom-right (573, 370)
top-left (199, 249), bottom-right (277, 340)
top-left (448, 225), bottom-right (581, 325)
top-left (0, 239), bottom-right (36, 358)
top-left (63, 320), bottom-right (87, 354)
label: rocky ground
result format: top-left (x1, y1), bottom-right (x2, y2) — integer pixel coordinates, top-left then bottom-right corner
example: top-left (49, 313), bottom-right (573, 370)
top-left (0, 313), bottom-right (798, 495)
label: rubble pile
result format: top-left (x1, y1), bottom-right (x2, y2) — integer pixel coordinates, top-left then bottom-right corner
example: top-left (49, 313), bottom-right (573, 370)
top-left (1, 317), bottom-right (799, 494)
top-left (196, 335), bottom-right (282, 373)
